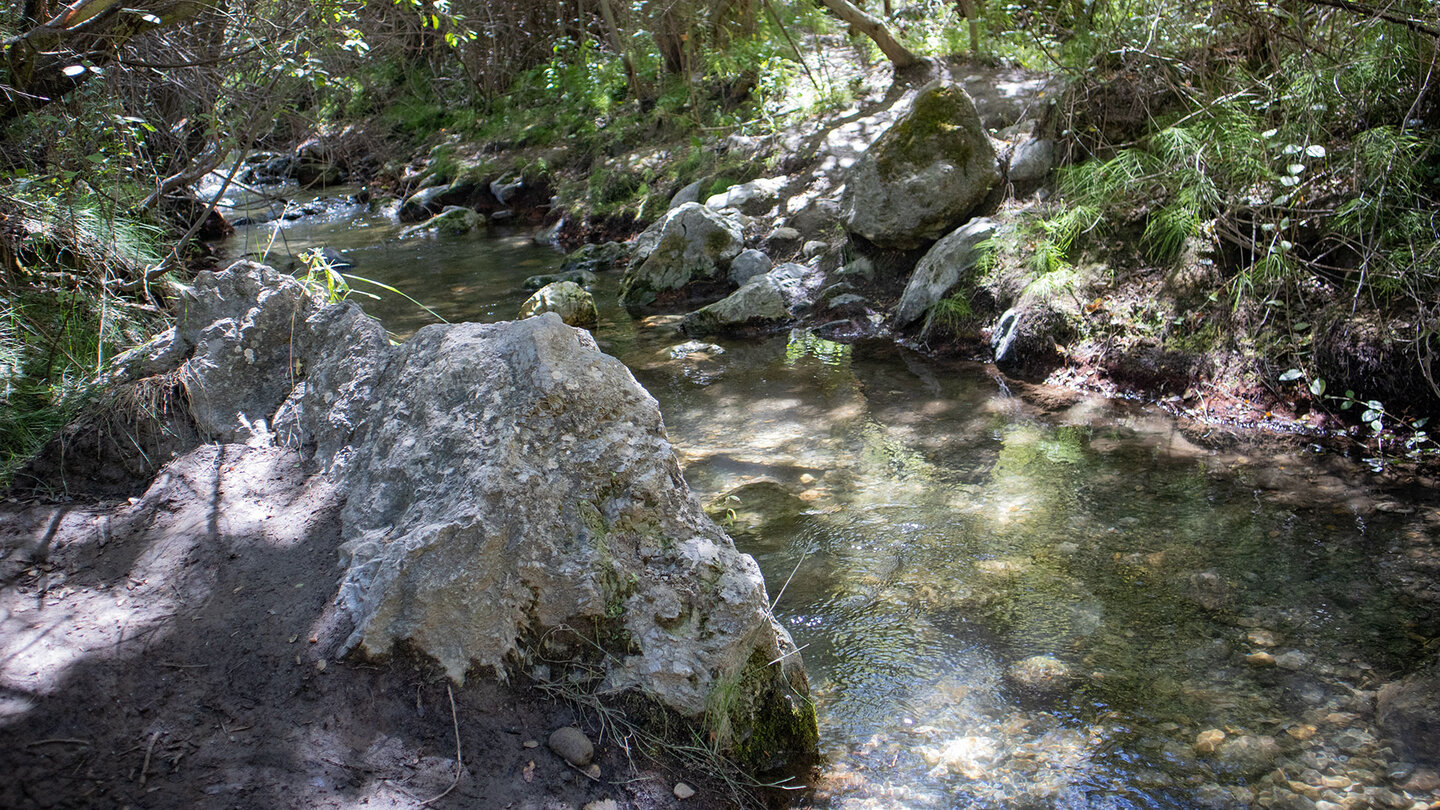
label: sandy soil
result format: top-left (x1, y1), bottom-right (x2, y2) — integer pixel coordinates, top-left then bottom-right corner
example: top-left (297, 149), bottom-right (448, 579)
top-left (0, 445), bottom-right (738, 810)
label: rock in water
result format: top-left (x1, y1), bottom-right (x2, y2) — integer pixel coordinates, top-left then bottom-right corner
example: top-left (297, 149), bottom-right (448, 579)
top-left (548, 727), bottom-right (594, 766)
top-left (84, 262), bottom-right (819, 775)
top-left (1377, 663), bottom-right (1440, 765)
top-left (841, 81), bottom-right (1000, 250)
top-left (619, 202), bottom-right (743, 312)
top-left (518, 281), bottom-right (599, 329)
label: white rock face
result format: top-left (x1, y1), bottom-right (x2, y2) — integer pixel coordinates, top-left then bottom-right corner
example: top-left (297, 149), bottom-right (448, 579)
top-left (101, 263), bottom-right (817, 768)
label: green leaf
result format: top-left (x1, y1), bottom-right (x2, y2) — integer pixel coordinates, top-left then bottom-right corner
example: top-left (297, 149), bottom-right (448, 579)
top-left (1305, 145), bottom-right (1327, 158)
top-left (1279, 369), bottom-right (1304, 382)
top-left (1362, 408), bottom-right (1381, 423)
top-left (1308, 377), bottom-right (1326, 396)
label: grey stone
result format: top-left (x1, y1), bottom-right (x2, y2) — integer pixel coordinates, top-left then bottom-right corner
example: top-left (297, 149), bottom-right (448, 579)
top-left (729, 249), bottom-right (772, 286)
top-left (1009, 137), bottom-right (1056, 185)
top-left (1005, 654), bottom-right (1074, 697)
top-left (619, 203), bottom-right (743, 311)
top-left (802, 241), bottom-right (828, 260)
top-left (398, 206), bottom-right (483, 238)
top-left (895, 218), bottom-right (998, 327)
top-left (681, 274), bottom-right (791, 336)
top-left (764, 227), bottom-right (802, 254)
top-left (490, 177), bottom-right (523, 205)
top-left (841, 81), bottom-right (1000, 249)
top-left (787, 198), bottom-right (840, 237)
top-left (560, 241), bottom-right (630, 274)
top-left (705, 176), bottom-right (787, 216)
top-left (835, 257), bottom-right (875, 282)
top-left (669, 180), bottom-right (704, 210)
top-left (548, 727), bottom-right (594, 767)
top-left (518, 281), bottom-right (599, 329)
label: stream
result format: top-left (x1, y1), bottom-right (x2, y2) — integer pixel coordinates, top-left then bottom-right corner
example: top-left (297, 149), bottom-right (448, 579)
top-left (220, 193), bottom-right (1440, 810)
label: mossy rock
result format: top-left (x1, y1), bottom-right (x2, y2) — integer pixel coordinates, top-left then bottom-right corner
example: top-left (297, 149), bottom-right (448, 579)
top-left (842, 81), bottom-right (1000, 250)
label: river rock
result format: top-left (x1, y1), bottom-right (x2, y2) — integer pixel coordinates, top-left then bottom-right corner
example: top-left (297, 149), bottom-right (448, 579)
top-left (398, 206), bottom-right (483, 238)
top-left (705, 177), bottom-right (787, 216)
top-left (620, 203), bottom-right (744, 312)
top-left (729, 249), bottom-right (772, 286)
top-left (1005, 654), bottom-right (1075, 697)
top-left (523, 269), bottom-right (598, 291)
top-left (895, 218), bottom-right (997, 327)
top-left (81, 262), bottom-right (819, 775)
top-left (560, 241), bottom-right (630, 274)
top-left (1216, 734), bottom-right (1281, 776)
top-left (293, 137), bottom-right (346, 187)
top-left (548, 727), bottom-right (594, 766)
top-left (765, 227), bottom-right (802, 254)
top-left (841, 81), bottom-right (1000, 249)
top-left (398, 182), bottom-right (476, 223)
top-left (680, 273), bottom-right (791, 336)
top-left (518, 281), bottom-right (598, 329)
top-left (704, 480), bottom-right (809, 538)
top-left (1377, 664), bottom-right (1440, 764)
top-left (991, 299), bottom-right (1075, 378)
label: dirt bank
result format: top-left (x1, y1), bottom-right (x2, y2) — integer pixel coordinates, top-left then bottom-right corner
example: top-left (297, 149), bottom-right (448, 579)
top-left (0, 446), bottom-right (744, 809)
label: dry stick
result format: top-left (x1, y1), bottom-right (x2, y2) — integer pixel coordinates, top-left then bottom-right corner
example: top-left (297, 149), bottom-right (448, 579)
top-left (418, 684), bottom-right (462, 807)
top-left (26, 738), bottom-right (90, 747)
top-left (137, 731), bottom-right (161, 788)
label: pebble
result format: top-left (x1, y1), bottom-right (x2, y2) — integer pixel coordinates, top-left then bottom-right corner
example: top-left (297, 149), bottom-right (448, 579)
top-left (523, 739), bottom-right (539, 748)
top-left (1249, 629), bottom-right (1279, 647)
top-left (1401, 770), bottom-right (1440, 792)
top-left (674, 782), bottom-right (696, 800)
top-left (1247, 651), bottom-right (1278, 667)
top-left (584, 801), bottom-right (618, 810)
top-left (548, 726), bottom-right (594, 767)
top-left (1195, 729), bottom-right (1226, 755)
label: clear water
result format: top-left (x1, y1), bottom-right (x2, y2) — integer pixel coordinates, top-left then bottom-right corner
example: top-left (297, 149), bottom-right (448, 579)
top-left (222, 212), bottom-right (1439, 809)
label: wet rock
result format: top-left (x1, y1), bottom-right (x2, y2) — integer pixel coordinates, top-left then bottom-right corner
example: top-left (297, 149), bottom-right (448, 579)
top-left (704, 481), bottom-right (808, 538)
top-left (1195, 728), bottom-right (1227, 755)
top-left (1248, 651), bottom-right (1278, 667)
top-left (991, 299), bottom-right (1076, 379)
top-left (523, 269), bottom-right (598, 291)
top-left (548, 727), bottom-right (594, 767)
top-left (1183, 571), bottom-right (1232, 611)
top-left (729, 249), bottom-right (772, 286)
top-left (841, 81), bottom-right (1000, 249)
top-left (1248, 629), bottom-right (1279, 647)
top-left (560, 241), bottom-right (630, 274)
top-left (1400, 769), bottom-right (1440, 792)
top-left (921, 736), bottom-right (1000, 779)
top-left (895, 218), bottom-right (997, 327)
top-left (293, 138), bottom-right (346, 187)
top-left (1005, 655), bottom-right (1075, 698)
top-left (705, 176), bottom-right (787, 216)
top-left (681, 273), bottom-right (791, 336)
top-left (490, 176), bottom-right (523, 205)
top-left (668, 341), bottom-right (724, 360)
top-left (1275, 650), bottom-right (1311, 670)
top-left (619, 202), bottom-right (743, 312)
top-left (398, 182), bottom-right (475, 223)
top-left (1377, 665), bottom-right (1440, 765)
top-left (1216, 734), bottom-right (1281, 776)
top-left (398, 206), bottom-right (483, 238)
top-left (518, 281), bottom-right (598, 329)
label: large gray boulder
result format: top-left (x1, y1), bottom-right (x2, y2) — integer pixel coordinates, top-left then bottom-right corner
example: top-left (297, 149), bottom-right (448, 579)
top-left (96, 262), bottom-right (818, 773)
top-left (518, 281), bottom-right (598, 329)
top-left (842, 81), bottom-right (1000, 249)
top-left (895, 218), bottom-right (998, 327)
top-left (620, 203), bottom-right (743, 312)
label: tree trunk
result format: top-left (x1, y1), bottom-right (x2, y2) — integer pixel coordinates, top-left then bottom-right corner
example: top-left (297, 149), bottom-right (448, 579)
top-left (595, 0), bottom-right (642, 97)
top-left (817, 0), bottom-right (920, 69)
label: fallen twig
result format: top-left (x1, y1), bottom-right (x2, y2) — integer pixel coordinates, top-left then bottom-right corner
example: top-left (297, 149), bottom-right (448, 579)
top-left (417, 683), bottom-right (462, 807)
top-left (26, 738), bottom-right (90, 748)
top-left (138, 731), bottom-right (162, 788)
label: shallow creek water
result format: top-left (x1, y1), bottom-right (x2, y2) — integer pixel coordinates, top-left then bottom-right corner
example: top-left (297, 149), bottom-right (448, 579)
top-left (223, 208), bottom-right (1440, 810)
